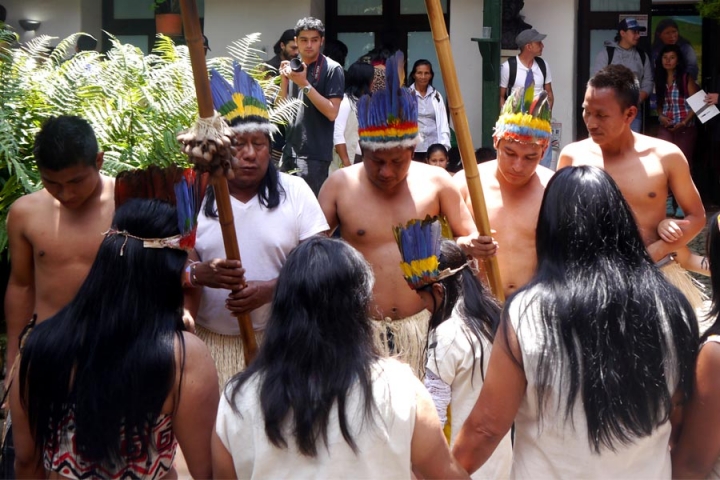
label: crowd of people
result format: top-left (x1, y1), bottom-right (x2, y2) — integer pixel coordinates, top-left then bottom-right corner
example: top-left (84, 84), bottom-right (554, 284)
top-left (4, 13), bottom-right (720, 480)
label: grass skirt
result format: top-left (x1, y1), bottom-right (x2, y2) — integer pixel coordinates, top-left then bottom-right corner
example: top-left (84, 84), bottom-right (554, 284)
top-left (370, 310), bottom-right (431, 379)
top-left (195, 324), bottom-right (264, 391)
top-left (660, 259), bottom-right (708, 311)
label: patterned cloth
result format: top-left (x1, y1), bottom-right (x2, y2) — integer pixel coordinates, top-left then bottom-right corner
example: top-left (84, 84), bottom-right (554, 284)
top-left (662, 77), bottom-right (694, 127)
top-left (44, 410), bottom-right (177, 480)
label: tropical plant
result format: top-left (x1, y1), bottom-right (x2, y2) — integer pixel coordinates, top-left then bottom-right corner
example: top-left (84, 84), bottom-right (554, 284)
top-left (697, 0), bottom-right (720, 21)
top-left (0, 30), bottom-right (298, 252)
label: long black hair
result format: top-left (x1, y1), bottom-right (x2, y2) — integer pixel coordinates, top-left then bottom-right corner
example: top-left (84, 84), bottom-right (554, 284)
top-left (344, 61), bottom-right (374, 99)
top-left (654, 44), bottom-right (690, 113)
top-left (507, 166), bottom-right (698, 452)
top-left (423, 240), bottom-right (501, 382)
top-left (227, 237), bottom-right (379, 457)
top-left (702, 214), bottom-right (720, 341)
top-left (19, 199), bottom-right (187, 465)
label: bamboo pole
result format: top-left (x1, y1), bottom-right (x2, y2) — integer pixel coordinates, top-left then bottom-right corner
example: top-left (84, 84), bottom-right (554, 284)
top-left (424, 0), bottom-right (505, 302)
top-left (179, 0), bottom-right (258, 363)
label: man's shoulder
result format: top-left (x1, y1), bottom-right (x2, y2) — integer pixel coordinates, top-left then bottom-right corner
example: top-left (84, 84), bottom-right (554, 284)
top-left (635, 133), bottom-right (686, 163)
top-left (324, 55), bottom-right (343, 73)
top-left (560, 138), bottom-right (597, 158)
top-left (8, 189), bottom-right (49, 225)
top-left (534, 165), bottom-right (555, 185)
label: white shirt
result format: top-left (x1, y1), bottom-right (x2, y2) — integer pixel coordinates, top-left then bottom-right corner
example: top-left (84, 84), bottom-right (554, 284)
top-left (216, 358), bottom-right (420, 479)
top-left (427, 314), bottom-right (513, 480)
top-left (194, 173), bottom-right (328, 334)
top-left (507, 288), bottom-right (676, 479)
top-left (499, 56), bottom-right (552, 98)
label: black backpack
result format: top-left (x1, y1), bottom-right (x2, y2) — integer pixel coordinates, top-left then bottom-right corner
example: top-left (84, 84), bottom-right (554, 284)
top-left (506, 56), bottom-right (547, 99)
top-left (606, 45), bottom-right (646, 66)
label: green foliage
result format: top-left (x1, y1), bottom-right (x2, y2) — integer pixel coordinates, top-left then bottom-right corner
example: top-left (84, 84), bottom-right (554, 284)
top-left (0, 30), bottom-right (298, 253)
top-left (697, 0), bottom-right (720, 21)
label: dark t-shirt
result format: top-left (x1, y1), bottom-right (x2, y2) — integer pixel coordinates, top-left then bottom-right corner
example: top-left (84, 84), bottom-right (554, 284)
top-left (284, 54), bottom-right (345, 162)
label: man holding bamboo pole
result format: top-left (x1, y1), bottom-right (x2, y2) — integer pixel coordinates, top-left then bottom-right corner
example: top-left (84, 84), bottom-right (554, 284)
top-left (182, 64), bottom-right (328, 388)
top-left (318, 53), bottom-right (492, 379)
top-left (453, 86), bottom-right (554, 299)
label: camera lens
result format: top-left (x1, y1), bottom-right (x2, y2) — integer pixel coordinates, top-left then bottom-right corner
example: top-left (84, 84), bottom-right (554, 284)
top-left (290, 58), bottom-right (304, 73)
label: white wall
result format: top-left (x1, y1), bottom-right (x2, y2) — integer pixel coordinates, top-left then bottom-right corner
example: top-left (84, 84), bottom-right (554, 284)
top-left (520, 0), bottom-right (578, 147)
top-left (449, 0), bottom-right (485, 147)
top-left (2, 0), bottom-right (82, 45)
top-left (204, 0), bottom-right (310, 60)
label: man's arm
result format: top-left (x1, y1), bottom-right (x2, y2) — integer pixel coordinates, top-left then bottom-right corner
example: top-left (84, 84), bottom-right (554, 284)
top-left (591, 49), bottom-right (608, 77)
top-left (556, 145), bottom-right (576, 169)
top-left (281, 63), bottom-right (342, 121)
top-left (647, 150), bottom-right (704, 261)
top-left (639, 53), bottom-right (654, 103)
top-left (498, 61), bottom-right (509, 109)
top-left (544, 82), bottom-right (554, 109)
top-left (317, 171), bottom-right (342, 234)
top-left (452, 319), bottom-right (526, 474)
top-left (437, 173), bottom-right (497, 258)
top-left (4, 202), bottom-right (35, 379)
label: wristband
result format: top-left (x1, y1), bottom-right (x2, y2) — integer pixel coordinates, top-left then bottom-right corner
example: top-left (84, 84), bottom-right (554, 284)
top-left (183, 261), bottom-right (200, 288)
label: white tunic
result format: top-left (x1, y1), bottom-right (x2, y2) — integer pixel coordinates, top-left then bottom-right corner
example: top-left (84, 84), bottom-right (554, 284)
top-left (507, 289), bottom-right (677, 479)
top-left (426, 314), bottom-right (513, 480)
top-left (216, 358), bottom-right (420, 479)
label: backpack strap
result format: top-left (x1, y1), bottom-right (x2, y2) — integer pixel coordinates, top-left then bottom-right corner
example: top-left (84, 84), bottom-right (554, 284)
top-left (536, 57), bottom-right (547, 85)
top-left (506, 57), bottom-right (517, 99)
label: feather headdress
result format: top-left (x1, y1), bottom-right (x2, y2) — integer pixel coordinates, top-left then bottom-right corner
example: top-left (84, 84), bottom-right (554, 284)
top-left (393, 216), bottom-right (455, 290)
top-left (210, 62), bottom-right (276, 135)
top-left (114, 165), bottom-right (209, 251)
top-left (493, 79), bottom-right (552, 147)
top-left (357, 51), bottom-right (420, 151)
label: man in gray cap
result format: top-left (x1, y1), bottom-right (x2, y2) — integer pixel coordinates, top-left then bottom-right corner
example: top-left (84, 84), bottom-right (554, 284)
top-left (499, 28), bottom-right (554, 110)
top-left (592, 17), bottom-right (652, 133)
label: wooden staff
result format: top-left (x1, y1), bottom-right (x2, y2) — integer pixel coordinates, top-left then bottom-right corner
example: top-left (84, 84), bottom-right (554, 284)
top-left (179, 0), bottom-right (258, 363)
top-left (424, 0), bottom-right (504, 302)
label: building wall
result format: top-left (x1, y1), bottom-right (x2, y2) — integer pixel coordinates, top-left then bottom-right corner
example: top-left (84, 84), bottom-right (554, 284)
top-left (520, 0), bottom-right (578, 147)
top-left (449, 0), bottom-right (485, 147)
top-left (204, 0), bottom-right (311, 60)
top-left (2, 0), bottom-right (82, 44)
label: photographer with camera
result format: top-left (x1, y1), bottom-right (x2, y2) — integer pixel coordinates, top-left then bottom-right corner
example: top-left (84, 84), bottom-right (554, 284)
top-left (278, 17), bottom-right (345, 196)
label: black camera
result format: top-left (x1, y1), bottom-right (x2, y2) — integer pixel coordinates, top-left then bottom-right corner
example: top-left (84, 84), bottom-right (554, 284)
top-left (289, 58), bottom-right (304, 73)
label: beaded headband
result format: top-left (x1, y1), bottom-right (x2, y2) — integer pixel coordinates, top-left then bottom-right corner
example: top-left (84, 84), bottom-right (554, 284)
top-left (210, 62), bottom-right (276, 135)
top-left (103, 229), bottom-right (188, 256)
top-left (357, 51), bottom-right (421, 151)
top-left (494, 76), bottom-right (552, 147)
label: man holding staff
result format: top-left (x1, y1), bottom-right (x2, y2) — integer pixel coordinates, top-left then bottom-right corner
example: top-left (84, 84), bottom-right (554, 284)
top-left (183, 64), bottom-right (328, 388)
top-left (453, 86), bottom-right (554, 299)
top-left (318, 53), bottom-right (490, 378)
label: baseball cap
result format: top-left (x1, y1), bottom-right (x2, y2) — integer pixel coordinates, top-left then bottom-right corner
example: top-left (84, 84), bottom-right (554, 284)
top-left (516, 29), bottom-right (547, 49)
top-left (618, 17), bottom-right (646, 32)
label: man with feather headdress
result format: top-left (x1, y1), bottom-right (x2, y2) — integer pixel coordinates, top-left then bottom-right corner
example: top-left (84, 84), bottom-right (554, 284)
top-left (182, 63), bottom-right (329, 388)
top-left (318, 52), bottom-right (490, 378)
top-left (453, 82), bottom-right (554, 300)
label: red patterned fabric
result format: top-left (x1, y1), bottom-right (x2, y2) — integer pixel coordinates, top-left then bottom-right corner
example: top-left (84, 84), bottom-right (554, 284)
top-left (43, 410), bottom-right (177, 479)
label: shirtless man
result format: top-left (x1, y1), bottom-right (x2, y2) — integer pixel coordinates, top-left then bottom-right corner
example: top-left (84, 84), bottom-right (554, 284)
top-left (318, 53), bottom-right (488, 377)
top-left (559, 65), bottom-right (704, 263)
top-left (4, 115), bottom-right (115, 370)
top-left (453, 88), bottom-right (554, 299)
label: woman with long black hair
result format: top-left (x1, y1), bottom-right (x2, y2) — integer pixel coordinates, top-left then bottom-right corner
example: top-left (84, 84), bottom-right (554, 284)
top-left (452, 166), bottom-right (698, 478)
top-left (672, 214), bottom-right (720, 478)
top-left (414, 239), bottom-right (512, 479)
top-left (212, 236), bottom-right (468, 479)
top-left (10, 199), bottom-right (219, 479)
